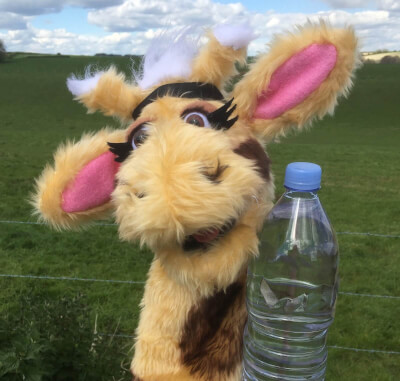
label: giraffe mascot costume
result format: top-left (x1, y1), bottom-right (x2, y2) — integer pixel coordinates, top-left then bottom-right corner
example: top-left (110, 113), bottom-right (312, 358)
top-left (33, 22), bottom-right (359, 381)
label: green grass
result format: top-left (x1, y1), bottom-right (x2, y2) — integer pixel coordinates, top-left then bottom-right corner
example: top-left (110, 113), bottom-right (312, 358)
top-left (1, 56), bottom-right (400, 380)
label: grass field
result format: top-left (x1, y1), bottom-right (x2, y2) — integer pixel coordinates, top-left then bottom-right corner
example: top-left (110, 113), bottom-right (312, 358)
top-left (0, 55), bottom-right (399, 380)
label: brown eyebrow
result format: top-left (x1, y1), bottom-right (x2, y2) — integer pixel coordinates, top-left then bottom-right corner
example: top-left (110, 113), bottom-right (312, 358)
top-left (181, 101), bottom-right (218, 116)
top-left (132, 82), bottom-right (224, 120)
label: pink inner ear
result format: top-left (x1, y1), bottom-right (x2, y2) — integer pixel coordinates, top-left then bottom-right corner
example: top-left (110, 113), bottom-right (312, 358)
top-left (62, 151), bottom-right (120, 213)
top-left (254, 44), bottom-right (337, 120)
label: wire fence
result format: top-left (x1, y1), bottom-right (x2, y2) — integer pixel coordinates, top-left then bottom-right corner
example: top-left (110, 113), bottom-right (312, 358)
top-left (1, 219), bottom-right (400, 239)
top-left (94, 334), bottom-right (400, 355)
top-left (1, 219), bottom-right (400, 357)
top-left (0, 273), bottom-right (145, 285)
top-left (1, 273), bottom-right (399, 300)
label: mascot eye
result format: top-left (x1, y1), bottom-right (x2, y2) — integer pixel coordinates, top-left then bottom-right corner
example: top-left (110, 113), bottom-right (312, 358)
top-left (183, 112), bottom-right (210, 128)
top-left (131, 125), bottom-right (149, 149)
top-left (108, 123), bottom-right (149, 162)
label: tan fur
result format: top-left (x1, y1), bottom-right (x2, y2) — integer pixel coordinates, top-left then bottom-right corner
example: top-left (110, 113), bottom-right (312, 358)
top-left (111, 97), bottom-right (272, 380)
top-left (131, 259), bottom-right (197, 377)
top-left (33, 22), bottom-right (359, 381)
top-left (113, 98), bottom-right (267, 251)
top-left (77, 67), bottom-right (145, 121)
top-left (156, 199), bottom-right (272, 295)
top-left (233, 21), bottom-right (361, 141)
top-left (31, 128), bottom-right (126, 229)
top-left (132, 259), bottom-right (249, 381)
top-left (190, 31), bottom-right (248, 89)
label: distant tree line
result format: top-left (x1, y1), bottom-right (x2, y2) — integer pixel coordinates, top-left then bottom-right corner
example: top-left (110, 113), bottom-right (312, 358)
top-left (364, 49), bottom-right (399, 55)
top-left (95, 53), bottom-right (141, 58)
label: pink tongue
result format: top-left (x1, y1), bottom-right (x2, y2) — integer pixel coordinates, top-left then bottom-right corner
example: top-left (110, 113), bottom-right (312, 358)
top-left (193, 228), bottom-right (220, 243)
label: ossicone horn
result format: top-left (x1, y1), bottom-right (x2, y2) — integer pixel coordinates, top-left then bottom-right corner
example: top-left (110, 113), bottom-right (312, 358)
top-left (190, 24), bottom-right (257, 89)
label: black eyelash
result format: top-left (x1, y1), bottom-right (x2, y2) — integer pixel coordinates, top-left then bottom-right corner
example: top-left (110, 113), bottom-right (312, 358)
top-left (108, 123), bottom-right (150, 163)
top-left (207, 98), bottom-right (238, 130)
top-left (107, 141), bottom-right (132, 163)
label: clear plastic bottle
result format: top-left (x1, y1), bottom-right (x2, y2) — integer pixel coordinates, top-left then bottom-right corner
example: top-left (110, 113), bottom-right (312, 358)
top-left (243, 162), bottom-right (339, 381)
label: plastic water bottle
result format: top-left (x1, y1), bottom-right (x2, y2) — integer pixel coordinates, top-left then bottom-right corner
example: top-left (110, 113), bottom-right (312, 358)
top-left (243, 162), bottom-right (339, 381)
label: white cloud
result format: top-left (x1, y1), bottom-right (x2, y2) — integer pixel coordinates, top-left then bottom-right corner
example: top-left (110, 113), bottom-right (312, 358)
top-left (0, 0), bottom-right (62, 16)
top-left (320, 9), bottom-right (390, 26)
top-left (320, 0), bottom-right (400, 11)
top-left (0, 25), bottom-right (154, 56)
top-left (0, 12), bottom-right (28, 29)
top-left (319, 0), bottom-right (375, 8)
top-left (1, 1), bottom-right (399, 56)
top-left (68, 0), bottom-right (124, 8)
top-left (87, 0), bottom-right (248, 32)
top-left (377, 0), bottom-right (400, 11)
top-left (0, 0), bottom-right (124, 16)
top-left (0, 0), bottom-right (123, 15)
top-left (0, 0), bottom-right (126, 31)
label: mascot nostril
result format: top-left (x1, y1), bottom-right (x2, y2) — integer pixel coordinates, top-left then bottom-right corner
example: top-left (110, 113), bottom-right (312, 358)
top-left (33, 21), bottom-right (360, 381)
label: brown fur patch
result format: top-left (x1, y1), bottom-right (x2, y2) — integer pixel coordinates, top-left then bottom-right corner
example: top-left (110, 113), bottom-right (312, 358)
top-left (234, 139), bottom-right (271, 181)
top-left (131, 375), bottom-right (142, 381)
top-left (179, 281), bottom-right (247, 380)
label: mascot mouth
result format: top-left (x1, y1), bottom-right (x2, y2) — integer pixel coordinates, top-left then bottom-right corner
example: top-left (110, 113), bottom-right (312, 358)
top-left (182, 219), bottom-right (236, 252)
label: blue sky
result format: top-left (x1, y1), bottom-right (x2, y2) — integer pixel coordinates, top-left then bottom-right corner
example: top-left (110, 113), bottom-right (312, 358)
top-left (31, 7), bottom-right (106, 35)
top-left (27, 1), bottom-right (370, 32)
top-left (1, 0), bottom-right (399, 55)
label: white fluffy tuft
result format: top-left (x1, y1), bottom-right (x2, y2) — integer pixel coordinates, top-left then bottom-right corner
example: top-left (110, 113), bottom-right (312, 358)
top-left (66, 68), bottom-right (104, 97)
top-left (136, 28), bottom-right (199, 90)
top-left (213, 23), bottom-right (257, 50)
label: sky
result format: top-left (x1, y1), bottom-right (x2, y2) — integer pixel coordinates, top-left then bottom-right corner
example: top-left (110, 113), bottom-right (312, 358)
top-left (0, 0), bottom-right (399, 56)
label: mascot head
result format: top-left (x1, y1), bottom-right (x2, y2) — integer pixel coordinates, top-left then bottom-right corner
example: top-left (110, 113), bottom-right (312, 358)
top-left (33, 22), bottom-right (359, 290)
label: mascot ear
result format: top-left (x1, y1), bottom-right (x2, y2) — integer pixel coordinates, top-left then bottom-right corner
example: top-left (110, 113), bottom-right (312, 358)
top-left (233, 21), bottom-right (360, 141)
top-left (32, 129), bottom-right (126, 229)
top-left (67, 67), bottom-right (144, 121)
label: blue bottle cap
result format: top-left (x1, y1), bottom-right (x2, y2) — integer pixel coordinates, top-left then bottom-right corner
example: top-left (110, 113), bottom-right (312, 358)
top-left (284, 162), bottom-right (322, 191)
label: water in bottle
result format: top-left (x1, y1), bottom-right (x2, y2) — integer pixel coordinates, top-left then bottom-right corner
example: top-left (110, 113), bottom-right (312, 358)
top-left (243, 162), bottom-right (339, 381)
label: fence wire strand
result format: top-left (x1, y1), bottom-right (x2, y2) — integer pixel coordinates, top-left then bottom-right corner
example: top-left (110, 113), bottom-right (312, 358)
top-left (0, 220), bottom-right (117, 227)
top-left (1, 220), bottom-right (400, 238)
top-left (96, 333), bottom-right (400, 355)
top-left (339, 291), bottom-right (400, 300)
top-left (0, 273), bottom-right (145, 284)
top-left (328, 345), bottom-right (400, 355)
top-left (1, 273), bottom-right (399, 300)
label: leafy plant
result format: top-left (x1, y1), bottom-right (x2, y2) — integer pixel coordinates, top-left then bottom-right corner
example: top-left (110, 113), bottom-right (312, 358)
top-left (0, 288), bottom-right (132, 381)
top-left (380, 55), bottom-right (400, 64)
